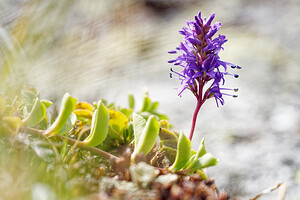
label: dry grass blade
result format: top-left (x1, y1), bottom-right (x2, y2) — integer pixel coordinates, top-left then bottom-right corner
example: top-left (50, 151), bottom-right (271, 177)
top-left (249, 182), bottom-right (286, 200)
top-left (277, 182), bottom-right (286, 200)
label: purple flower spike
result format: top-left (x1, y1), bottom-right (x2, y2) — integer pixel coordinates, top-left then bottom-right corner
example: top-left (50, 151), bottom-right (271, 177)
top-left (168, 11), bottom-right (240, 140)
top-left (205, 13), bottom-right (216, 26)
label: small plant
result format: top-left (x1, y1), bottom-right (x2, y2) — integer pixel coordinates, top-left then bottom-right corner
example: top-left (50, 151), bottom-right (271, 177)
top-left (0, 86), bottom-right (225, 199)
top-left (168, 11), bottom-right (241, 140)
top-left (1, 87), bottom-right (217, 174)
top-left (0, 9), bottom-right (242, 200)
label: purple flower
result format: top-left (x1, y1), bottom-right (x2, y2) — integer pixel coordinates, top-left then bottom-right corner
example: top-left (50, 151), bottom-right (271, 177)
top-left (168, 11), bottom-right (241, 140)
top-left (168, 11), bottom-right (240, 107)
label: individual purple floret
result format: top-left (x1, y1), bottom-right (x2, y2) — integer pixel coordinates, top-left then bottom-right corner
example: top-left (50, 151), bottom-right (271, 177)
top-left (168, 11), bottom-right (241, 140)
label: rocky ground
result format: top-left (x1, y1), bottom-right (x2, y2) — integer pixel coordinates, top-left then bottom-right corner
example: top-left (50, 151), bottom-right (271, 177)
top-left (1, 0), bottom-right (299, 199)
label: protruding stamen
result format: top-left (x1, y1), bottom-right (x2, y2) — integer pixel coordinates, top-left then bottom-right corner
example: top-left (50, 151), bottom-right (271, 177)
top-left (233, 95), bottom-right (238, 98)
top-left (168, 59), bottom-right (176, 63)
top-left (231, 65), bottom-right (242, 69)
top-left (168, 50), bottom-right (177, 54)
top-left (224, 72), bottom-right (239, 78)
top-left (170, 73), bottom-right (173, 78)
top-left (220, 88), bottom-right (239, 92)
top-left (170, 68), bottom-right (185, 78)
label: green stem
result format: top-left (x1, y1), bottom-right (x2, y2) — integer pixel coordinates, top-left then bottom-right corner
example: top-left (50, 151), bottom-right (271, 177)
top-left (25, 127), bottom-right (119, 161)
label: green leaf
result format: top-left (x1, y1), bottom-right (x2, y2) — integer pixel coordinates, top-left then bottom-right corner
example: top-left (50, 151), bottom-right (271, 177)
top-left (169, 132), bottom-right (191, 171)
top-left (195, 138), bottom-right (207, 158)
top-left (160, 146), bottom-right (177, 163)
top-left (132, 113), bottom-right (146, 149)
top-left (108, 109), bottom-right (128, 134)
top-left (185, 138), bottom-right (207, 169)
top-left (131, 115), bottom-right (159, 162)
top-left (22, 97), bottom-right (47, 127)
top-left (73, 109), bottom-right (93, 119)
top-left (140, 93), bottom-right (151, 112)
top-left (45, 93), bottom-right (77, 136)
top-left (159, 128), bottom-right (178, 141)
top-left (123, 122), bottom-right (134, 142)
top-left (139, 111), bottom-right (151, 120)
top-left (148, 102), bottom-right (159, 112)
top-left (155, 113), bottom-right (168, 120)
top-left (108, 126), bottom-right (123, 142)
top-left (56, 112), bottom-right (77, 135)
top-left (40, 100), bottom-right (52, 108)
top-left (82, 100), bottom-right (109, 147)
top-left (128, 92), bottom-right (135, 110)
top-left (97, 134), bottom-right (119, 152)
top-left (189, 153), bottom-right (218, 171)
top-left (120, 108), bottom-right (133, 119)
top-left (159, 120), bottom-right (169, 129)
top-left (106, 109), bottom-right (129, 142)
top-left (74, 102), bottom-right (94, 111)
top-left (183, 154), bottom-right (196, 169)
top-left (160, 139), bottom-right (177, 149)
top-left (21, 90), bottom-right (37, 105)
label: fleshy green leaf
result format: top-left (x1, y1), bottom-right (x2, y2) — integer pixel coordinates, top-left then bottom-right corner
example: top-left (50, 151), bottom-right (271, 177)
top-left (189, 153), bottom-right (218, 170)
top-left (128, 92), bottom-right (135, 110)
top-left (45, 93), bottom-right (77, 136)
top-left (160, 146), bottom-right (177, 163)
top-left (73, 109), bottom-right (93, 119)
top-left (108, 126), bottom-right (123, 142)
top-left (82, 100), bottom-right (109, 147)
top-left (148, 102), bottom-right (159, 112)
top-left (131, 115), bottom-right (160, 162)
top-left (120, 108), bottom-right (133, 119)
top-left (160, 139), bottom-right (177, 149)
top-left (122, 121), bottom-right (134, 142)
top-left (187, 138), bottom-right (206, 169)
top-left (154, 113), bottom-right (168, 120)
top-left (169, 132), bottom-right (191, 171)
top-left (40, 100), bottom-right (52, 108)
top-left (21, 90), bottom-right (37, 105)
top-left (22, 97), bottom-right (46, 127)
top-left (159, 120), bottom-right (169, 129)
top-left (97, 134), bottom-right (119, 152)
top-left (139, 111), bottom-right (151, 120)
top-left (132, 113), bottom-right (146, 149)
top-left (108, 109), bottom-right (128, 134)
top-left (74, 102), bottom-right (94, 111)
top-left (73, 102), bottom-right (94, 120)
top-left (140, 93), bottom-right (151, 112)
top-left (159, 128), bottom-right (178, 141)
top-left (106, 109), bottom-right (129, 142)
top-left (56, 112), bottom-right (77, 135)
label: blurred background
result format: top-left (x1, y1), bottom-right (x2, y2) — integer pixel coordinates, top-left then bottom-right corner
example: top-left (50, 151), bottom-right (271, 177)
top-left (0, 0), bottom-right (299, 199)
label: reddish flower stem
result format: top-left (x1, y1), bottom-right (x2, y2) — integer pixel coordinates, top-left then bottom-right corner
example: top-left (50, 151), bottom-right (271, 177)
top-left (189, 80), bottom-right (204, 140)
top-left (189, 99), bottom-right (202, 140)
